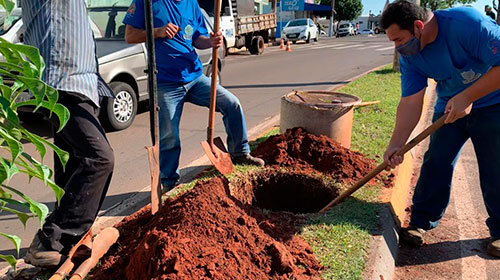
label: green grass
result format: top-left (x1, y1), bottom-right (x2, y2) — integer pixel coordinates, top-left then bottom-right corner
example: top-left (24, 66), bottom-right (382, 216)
top-left (341, 65), bottom-right (401, 161)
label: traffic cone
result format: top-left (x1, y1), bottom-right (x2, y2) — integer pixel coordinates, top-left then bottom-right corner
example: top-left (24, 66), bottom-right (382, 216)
top-left (280, 38), bottom-right (284, 49)
top-left (285, 40), bottom-right (291, 52)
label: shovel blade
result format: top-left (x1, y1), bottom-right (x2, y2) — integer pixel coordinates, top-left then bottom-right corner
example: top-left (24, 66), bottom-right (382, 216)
top-left (146, 144), bottom-right (161, 214)
top-left (201, 137), bottom-right (234, 175)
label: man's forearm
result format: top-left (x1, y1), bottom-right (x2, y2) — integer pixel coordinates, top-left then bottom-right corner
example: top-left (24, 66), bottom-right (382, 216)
top-left (193, 36), bottom-right (212, 49)
top-left (389, 89), bottom-right (426, 147)
top-left (462, 65), bottom-right (500, 102)
top-left (125, 26), bottom-right (161, 44)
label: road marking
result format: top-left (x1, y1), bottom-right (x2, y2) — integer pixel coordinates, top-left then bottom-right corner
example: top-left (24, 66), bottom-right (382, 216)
top-left (310, 44), bottom-right (345, 49)
top-left (331, 44), bottom-right (364, 50)
top-left (452, 143), bottom-right (487, 280)
top-left (357, 44), bottom-right (383, 50)
top-left (375, 46), bottom-right (394, 51)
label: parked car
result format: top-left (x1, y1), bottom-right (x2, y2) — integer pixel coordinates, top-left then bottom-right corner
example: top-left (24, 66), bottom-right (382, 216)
top-left (337, 23), bottom-right (355, 37)
top-left (357, 29), bottom-right (375, 35)
top-left (282, 18), bottom-right (318, 44)
top-left (1, 7), bottom-right (224, 131)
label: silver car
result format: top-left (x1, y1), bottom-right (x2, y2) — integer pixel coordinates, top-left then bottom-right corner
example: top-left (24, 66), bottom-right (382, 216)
top-left (1, 7), bottom-right (224, 131)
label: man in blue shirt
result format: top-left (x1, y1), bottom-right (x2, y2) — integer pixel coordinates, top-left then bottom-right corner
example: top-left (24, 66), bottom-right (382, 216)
top-left (123, 0), bottom-right (264, 189)
top-left (381, 0), bottom-right (500, 257)
top-left (21, 0), bottom-right (115, 267)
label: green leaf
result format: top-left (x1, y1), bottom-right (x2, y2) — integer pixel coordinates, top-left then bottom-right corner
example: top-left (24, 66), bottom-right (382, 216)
top-left (14, 100), bottom-right (70, 133)
top-left (2, 186), bottom-right (49, 227)
top-left (0, 38), bottom-right (44, 73)
top-left (46, 180), bottom-right (65, 205)
top-left (21, 130), bottom-right (47, 162)
top-left (0, 232), bottom-right (21, 256)
top-left (0, 197), bottom-right (30, 211)
top-left (19, 153), bottom-right (51, 184)
top-left (0, 254), bottom-right (17, 269)
top-left (0, 157), bottom-right (19, 181)
top-left (0, 127), bottom-right (23, 162)
top-left (0, 85), bottom-right (13, 103)
top-left (0, 0), bottom-right (15, 15)
top-left (0, 206), bottom-right (30, 228)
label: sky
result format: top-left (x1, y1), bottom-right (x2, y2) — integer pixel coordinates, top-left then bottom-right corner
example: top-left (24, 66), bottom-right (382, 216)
top-left (361, 0), bottom-right (493, 16)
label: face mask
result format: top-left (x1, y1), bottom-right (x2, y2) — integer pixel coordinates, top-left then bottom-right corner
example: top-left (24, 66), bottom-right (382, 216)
top-left (396, 36), bottom-right (421, 57)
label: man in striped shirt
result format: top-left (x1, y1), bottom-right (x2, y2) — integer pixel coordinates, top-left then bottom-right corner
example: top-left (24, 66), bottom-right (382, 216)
top-left (21, 0), bottom-right (115, 267)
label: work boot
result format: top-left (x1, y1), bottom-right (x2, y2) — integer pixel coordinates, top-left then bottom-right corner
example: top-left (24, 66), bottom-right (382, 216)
top-left (487, 237), bottom-right (500, 258)
top-left (400, 225), bottom-right (425, 247)
top-left (24, 233), bottom-right (64, 268)
top-left (231, 154), bottom-right (265, 166)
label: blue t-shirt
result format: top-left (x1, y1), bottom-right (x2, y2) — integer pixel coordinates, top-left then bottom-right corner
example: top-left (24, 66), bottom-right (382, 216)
top-left (123, 0), bottom-right (209, 83)
top-left (400, 7), bottom-right (500, 112)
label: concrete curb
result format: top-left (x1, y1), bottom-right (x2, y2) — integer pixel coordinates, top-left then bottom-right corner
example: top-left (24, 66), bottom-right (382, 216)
top-left (362, 80), bottom-right (435, 280)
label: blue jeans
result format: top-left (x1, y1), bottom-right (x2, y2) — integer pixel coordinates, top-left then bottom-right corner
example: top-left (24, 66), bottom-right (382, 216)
top-left (157, 75), bottom-right (250, 187)
top-left (410, 103), bottom-right (500, 238)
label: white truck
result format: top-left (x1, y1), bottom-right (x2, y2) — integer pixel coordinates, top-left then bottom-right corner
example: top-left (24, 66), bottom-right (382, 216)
top-left (198, 0), bottom-right (276, 55)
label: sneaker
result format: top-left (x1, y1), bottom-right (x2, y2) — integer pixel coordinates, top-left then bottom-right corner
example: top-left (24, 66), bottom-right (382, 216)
top-left (231, 154), bottom-right (265, 166)
top-left (487, 237), bottom-right (500, 258)
top-left (400, 225), bottom-right (425, 247)
top-left (24, 233), bottom-right (64, 268)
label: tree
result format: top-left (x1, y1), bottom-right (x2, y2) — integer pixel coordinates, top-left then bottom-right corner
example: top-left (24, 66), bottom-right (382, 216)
top-left (0, 1), bottom-right (70, 268)
top-left (320, 0), bottom-right (363, 22)
top-left (420, 0), bottom-right (476, 11)
top-left (492, 0), bottom-right (500, 24)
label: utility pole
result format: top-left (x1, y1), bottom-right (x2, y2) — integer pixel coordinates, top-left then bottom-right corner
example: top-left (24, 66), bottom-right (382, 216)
top-left (329, 0), bottom-right (335, 37)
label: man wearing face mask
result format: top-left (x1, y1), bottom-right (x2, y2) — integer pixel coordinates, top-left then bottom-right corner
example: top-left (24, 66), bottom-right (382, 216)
top-left (380, 0), bottom-right (500, 257)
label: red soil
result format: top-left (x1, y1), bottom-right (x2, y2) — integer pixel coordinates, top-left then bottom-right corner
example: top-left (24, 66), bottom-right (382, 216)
top-left (252, 127), bottom-right (376, 183)
top-left (91, 177), bottom-right (322, 280)
top-left (90, 128), bottom-right (378, 279)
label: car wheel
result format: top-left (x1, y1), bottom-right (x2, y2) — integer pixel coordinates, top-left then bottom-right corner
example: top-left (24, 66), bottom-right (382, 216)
top-left (314, 32), bottom-right (318, 42)
top-left (374, 28), bottom-right (380, 34)
top-left (100, 82), bottom-right (137, 131)
top-left (306, 33), bottom-right (310, 43)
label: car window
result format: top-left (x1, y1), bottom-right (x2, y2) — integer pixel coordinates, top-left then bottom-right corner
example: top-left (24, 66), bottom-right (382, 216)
top-left (287, 19), bottom-right (307, 27)
top-left (339, 24), bottom-right (349, 28)
top-left (88, 7), bottom-right (128, 39)
top-left (0, 9), bottom-right (22, 36)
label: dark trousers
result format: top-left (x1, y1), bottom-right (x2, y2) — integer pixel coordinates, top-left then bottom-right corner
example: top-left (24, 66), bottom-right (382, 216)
top-left (410, 103), bottom-right (500, 238)
top-left (38, 92), bottom-right (114, 254)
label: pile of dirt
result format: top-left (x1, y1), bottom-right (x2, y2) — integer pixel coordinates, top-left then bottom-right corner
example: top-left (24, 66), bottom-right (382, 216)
top-left (252, 127), bottom-right (376, 183)
top-left (91, 177), bottom-right (323, 280)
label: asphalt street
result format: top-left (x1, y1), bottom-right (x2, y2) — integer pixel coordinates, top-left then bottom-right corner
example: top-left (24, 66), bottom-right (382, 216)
top-left (0, 34), bottom-right (394, 259)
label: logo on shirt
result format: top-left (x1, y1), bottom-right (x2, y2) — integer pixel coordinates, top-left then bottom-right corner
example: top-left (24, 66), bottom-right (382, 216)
top-left (461, 69), bottom-right (481, 85)
top-left (127, 3), bottom-right (135, 14)
top-left (183, 25), bottom-right (194, 40)
top-left (490, 39), bottom-right (499, 55)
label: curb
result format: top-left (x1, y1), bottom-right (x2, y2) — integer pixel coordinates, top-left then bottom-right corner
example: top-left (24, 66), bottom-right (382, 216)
top-left (362, 80), bottom-right (435, 280)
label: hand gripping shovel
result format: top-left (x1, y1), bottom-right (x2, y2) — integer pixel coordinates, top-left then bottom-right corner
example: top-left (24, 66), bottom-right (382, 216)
top-left (200, 0), bottom-right (234, 175)
top-left (319, 114), bottom-right (447, 214)
top-left (144, 0), bottom-right (162, 214)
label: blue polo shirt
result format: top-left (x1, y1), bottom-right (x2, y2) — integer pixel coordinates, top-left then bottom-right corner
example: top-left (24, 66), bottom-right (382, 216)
top-left (400, 7), bottom-right (500, 112)
top-left (123, 0), bottom-right (209, 83)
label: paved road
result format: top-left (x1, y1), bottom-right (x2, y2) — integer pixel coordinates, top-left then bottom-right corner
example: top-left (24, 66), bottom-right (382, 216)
top-left (0, 34), bottom-right (393, 259)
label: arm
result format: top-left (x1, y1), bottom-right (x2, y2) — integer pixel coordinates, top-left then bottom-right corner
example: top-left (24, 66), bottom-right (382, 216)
top-left (124, 24), bottom-right (180, 44)
top-left (384, 88), bottom-right (426, 169)
top-left (193, 31), bottom-right (223, 49)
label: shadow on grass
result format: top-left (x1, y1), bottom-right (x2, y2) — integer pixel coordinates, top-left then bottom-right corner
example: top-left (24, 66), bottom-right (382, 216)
top-left (374, 68), bottom-right (395, 75)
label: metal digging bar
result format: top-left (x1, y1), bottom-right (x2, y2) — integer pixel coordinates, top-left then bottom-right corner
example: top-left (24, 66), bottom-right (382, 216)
top-left (144, 0), bottom-right (162, 214)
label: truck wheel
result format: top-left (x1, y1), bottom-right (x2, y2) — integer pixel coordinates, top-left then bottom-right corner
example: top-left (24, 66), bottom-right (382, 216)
top-left (99, 82), bottom-right (137, 131)
top-left (306, 33), bottom-right (310, 43)
top-left (249, 36), bottom-right (264, 55)
top-left (374, 28), bottom-right (380, 34)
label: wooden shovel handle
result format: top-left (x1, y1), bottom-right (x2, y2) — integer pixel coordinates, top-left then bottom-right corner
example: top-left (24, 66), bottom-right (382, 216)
top-left (319, 114), bottom-right (447, 214)
top-left (207, 0), bottom-right (222, 147)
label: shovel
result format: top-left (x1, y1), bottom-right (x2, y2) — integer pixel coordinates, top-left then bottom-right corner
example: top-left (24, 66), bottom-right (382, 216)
top-left (200, 0), bottom-right (234, 175)
top-left (319, 114), bottom-right (447, 214)
top-left (144, 0), bottom-right (162, 214)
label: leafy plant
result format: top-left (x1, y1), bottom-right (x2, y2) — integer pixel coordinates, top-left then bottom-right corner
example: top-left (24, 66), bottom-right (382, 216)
top-left (320, 0), bottom-right (363, 22)
top-left (0, 2), bottom-right (70, 268)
